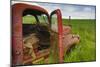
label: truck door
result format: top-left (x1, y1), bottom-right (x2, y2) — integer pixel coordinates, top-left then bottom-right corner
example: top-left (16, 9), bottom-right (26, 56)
top-left (50, 9), bottom-right (63, 63)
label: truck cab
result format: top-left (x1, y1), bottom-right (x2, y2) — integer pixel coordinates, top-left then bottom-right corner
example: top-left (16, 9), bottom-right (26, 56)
top-left (12, 3), bottom-right (63, 65)
top-left (12, 3), bottom-right (79, 65)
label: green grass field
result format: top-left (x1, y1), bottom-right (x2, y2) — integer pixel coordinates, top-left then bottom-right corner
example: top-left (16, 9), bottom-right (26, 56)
top-left (23, 16), bottom-right (96, 63)
top-left (63, 19), bottom-right (96, 63)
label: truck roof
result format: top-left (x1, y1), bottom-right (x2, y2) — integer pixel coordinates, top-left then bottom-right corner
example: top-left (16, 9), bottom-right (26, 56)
top-left (12, 3), bottom-right (49, 16)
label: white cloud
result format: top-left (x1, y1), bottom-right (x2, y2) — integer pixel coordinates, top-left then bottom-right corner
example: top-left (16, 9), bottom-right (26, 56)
top-left (83, 7), bottom-right (93, 12)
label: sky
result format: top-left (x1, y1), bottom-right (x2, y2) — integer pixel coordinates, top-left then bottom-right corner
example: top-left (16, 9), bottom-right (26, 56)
top-left (12, 1), bottom-right (96, 19)
top-left (36, 2), bottom-right (96, 19)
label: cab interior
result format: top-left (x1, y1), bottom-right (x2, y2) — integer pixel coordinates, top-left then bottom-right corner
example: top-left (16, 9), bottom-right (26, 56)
top-left (22, 9), bottom-right (51, 64)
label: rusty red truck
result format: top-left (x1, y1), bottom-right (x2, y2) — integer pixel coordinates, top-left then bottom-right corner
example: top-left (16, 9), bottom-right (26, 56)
top-left (12, 3), bottom-right (80, 66)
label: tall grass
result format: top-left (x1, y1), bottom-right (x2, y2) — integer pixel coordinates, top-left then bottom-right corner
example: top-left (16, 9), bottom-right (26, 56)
top-left (63, 19), bottom-right (96, 62)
